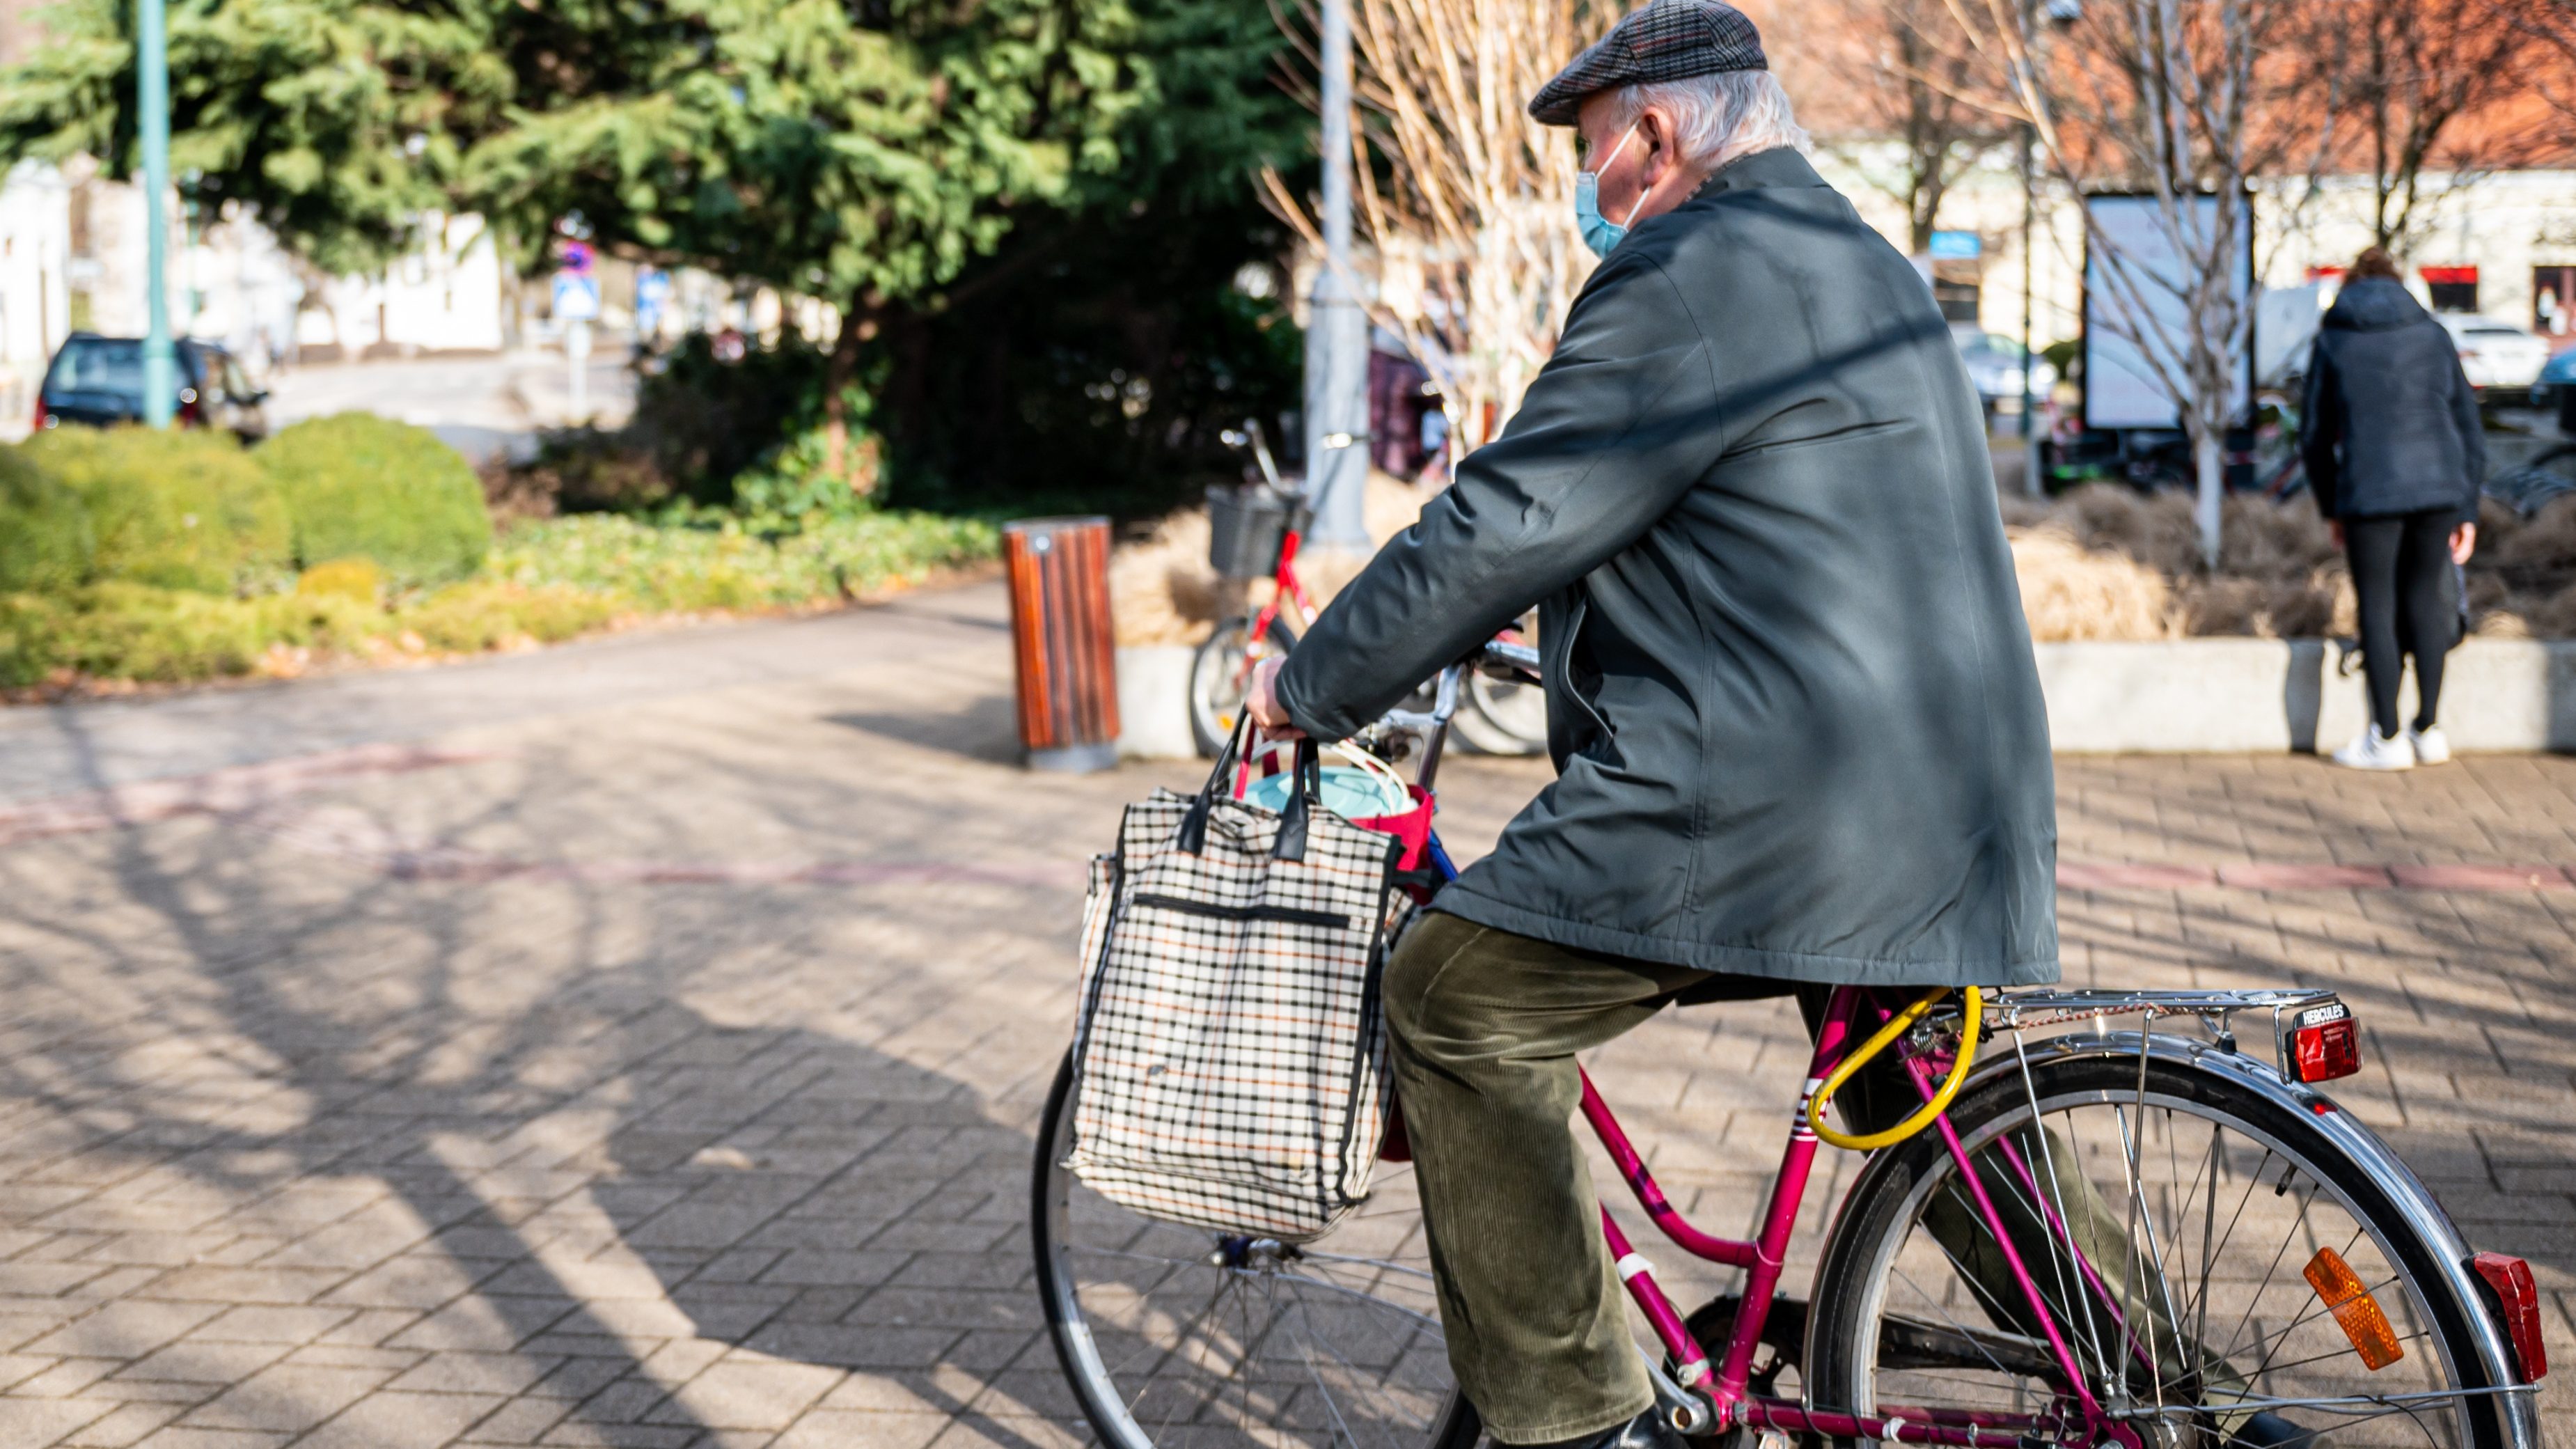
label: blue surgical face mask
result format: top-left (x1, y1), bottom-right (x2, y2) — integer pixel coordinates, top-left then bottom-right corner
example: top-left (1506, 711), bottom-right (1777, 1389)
top-left (1574, 123), bottom-right (1644, 259)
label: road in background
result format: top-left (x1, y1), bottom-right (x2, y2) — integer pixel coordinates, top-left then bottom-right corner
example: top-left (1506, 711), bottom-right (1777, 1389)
top-left (264, 350), bottom-right (640, 466)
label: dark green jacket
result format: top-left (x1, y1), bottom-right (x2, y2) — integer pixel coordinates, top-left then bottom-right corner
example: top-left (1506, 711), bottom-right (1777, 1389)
top-left (1274, 148), bottom-right (2058, 987)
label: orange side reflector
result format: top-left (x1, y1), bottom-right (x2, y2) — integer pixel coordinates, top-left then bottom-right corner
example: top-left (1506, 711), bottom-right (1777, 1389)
top-left (2305, 1246), bottom-right (2405, 1371)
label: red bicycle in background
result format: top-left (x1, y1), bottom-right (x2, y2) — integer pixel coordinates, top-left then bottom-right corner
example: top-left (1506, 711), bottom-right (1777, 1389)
top-left (1185, 420), bottom-right (1547, 758)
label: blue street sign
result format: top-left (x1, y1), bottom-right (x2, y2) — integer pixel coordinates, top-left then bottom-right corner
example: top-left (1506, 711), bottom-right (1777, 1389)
top-left (552, 272), bottom-right (601, 322)
top-left (1929, 230), bottom-right (1982, 260)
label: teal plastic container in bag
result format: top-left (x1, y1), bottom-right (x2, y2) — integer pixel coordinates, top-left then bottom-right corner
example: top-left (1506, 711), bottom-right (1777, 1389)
top-left (1241, 765), bottom-right (1410, 821)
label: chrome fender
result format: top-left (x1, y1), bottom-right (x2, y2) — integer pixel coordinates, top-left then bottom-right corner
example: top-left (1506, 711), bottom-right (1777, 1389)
top-left (1958, 1030), bottom-right (2540, 1448)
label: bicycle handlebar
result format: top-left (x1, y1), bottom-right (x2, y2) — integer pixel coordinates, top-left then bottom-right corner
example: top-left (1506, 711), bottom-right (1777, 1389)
top-left (1475, 639), bottom-right (1541, 685)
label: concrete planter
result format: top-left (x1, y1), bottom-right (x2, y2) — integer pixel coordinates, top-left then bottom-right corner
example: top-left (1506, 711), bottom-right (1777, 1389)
top-left (1119, 639), bottom-right (2576, 759)
top-left (1116, 645), bottom-right (1200, 760)
top-left (2036, 639), bottom-right (2576, 753)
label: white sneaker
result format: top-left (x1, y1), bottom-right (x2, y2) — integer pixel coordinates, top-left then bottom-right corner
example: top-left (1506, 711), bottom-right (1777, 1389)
top-left (2406, 725), bottom-right (2452, 765)
top-left (2333, 726), bottom-right (2416, 770)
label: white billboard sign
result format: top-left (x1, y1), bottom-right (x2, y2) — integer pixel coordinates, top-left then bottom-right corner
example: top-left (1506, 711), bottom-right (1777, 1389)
top-left (2082, 194), bottom-right (2254, 431)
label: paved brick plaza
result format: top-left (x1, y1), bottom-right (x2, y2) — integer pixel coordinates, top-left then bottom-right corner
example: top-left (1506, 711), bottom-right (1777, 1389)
top-left (0, 582), bottom-right (2568, 1447)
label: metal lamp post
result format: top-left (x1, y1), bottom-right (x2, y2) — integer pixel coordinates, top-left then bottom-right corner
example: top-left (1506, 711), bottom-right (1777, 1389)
top-left (1302, 0), bottom-right (1372, 551)
top-left (2020, 116), bottom-right (2039, 496)
top-left (137, 0), bottom-right (174, 428)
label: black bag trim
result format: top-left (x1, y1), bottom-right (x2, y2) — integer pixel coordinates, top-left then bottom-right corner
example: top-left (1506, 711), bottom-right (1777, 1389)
top-left (1129, 893), bottom-right (1351, 931)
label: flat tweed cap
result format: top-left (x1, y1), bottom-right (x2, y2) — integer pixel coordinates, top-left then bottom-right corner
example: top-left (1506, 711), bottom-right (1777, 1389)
top-left (1527, 0), bottom-right (1767, 126)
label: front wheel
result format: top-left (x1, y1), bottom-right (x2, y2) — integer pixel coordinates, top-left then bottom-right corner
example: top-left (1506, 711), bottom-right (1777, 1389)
top-left (1805, 1048), bottom-right (2515, 1449)
top-left (1032, 1053), bottom-right (1482, 1448)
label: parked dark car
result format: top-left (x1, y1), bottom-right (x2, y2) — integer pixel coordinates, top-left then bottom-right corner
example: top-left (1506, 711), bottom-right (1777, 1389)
top-left (34, 334), bottom-right (270, 439)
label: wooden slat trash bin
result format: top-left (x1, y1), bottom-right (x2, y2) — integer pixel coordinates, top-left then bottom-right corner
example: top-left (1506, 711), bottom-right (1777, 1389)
top-left (1003, 516), bottom-right (1121, 773)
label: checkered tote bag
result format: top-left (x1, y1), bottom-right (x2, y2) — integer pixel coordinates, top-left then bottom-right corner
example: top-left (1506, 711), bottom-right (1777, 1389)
top-left (1062, 733), bottom-right (1409, 1242)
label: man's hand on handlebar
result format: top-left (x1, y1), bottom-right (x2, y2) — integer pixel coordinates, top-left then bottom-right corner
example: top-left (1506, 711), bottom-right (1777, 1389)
top-left (1246, 657), bottom-right (1305, 741)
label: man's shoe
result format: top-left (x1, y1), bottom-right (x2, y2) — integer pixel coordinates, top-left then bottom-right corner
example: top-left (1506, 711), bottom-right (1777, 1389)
top-left (2406, 723), bottom-right (2453, 765)
top-left (2332, 726), bottom-right (2415, 770)
top-left (1531, 1407), bottom-right (1691, 1449)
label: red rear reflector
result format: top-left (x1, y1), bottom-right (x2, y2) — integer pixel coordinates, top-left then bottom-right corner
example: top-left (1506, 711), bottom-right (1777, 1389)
top-left (2472, 1253), bottom-right (2548, 1382)
top-left (2291, 1003), bottom-right (2361, 1083)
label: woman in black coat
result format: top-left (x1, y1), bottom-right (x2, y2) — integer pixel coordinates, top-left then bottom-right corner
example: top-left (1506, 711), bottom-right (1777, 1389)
top-left (2301, 247), bottom-right (2485, 770)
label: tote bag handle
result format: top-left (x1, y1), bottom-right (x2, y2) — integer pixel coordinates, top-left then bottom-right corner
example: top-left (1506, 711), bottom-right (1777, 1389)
top-left (1177, 716), bottom-right (1320, 863)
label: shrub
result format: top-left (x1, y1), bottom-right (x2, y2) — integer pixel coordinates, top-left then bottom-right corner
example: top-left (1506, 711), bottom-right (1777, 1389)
top-left (477, 334), bottom-right (833, 518)
top-left (22, 427), bottom-right (290, 593)
top-left (484, 512), bottom-right (999, 611)
top-left (0, 445), bottom-right (96, 593)
top-left (485, 427), bottom-right (677, 519)
top-left (732, 422), bottom-right (883, 528)
top-left (5, 583), bottom-right (270, 685)
top-left (397, 581), bottom-right (624, 652)
top-left (259, 413), bottom-right (493, 586)
top-left (297, 557), bottom-right (386, 605)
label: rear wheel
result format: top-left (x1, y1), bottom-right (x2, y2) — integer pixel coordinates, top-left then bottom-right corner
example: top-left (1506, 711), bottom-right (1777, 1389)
top-left (1805, 1052), bottom-right (2508, 1449)
top-left (1032, 1054), bottom-right (1482, 1448)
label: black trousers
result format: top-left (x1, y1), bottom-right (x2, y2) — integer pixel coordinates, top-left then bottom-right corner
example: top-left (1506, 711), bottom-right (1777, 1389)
top-left (2343, 510), bottom-right (2457, 736)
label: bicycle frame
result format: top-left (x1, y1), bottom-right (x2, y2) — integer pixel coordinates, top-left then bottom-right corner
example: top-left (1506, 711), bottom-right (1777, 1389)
top-left (1243, 515), bottom-right (1319, 656)
top-left (1395, 736), bottom-right (2141, 1447)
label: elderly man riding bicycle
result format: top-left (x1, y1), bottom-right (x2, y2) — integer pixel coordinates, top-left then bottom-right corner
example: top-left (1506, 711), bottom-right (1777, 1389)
top-left (1246, 3), bottom-right (2061, 1443)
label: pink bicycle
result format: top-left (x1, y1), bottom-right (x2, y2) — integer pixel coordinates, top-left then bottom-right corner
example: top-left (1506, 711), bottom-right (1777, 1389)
top-left (1035, 642), bottom-right (2550, 1449)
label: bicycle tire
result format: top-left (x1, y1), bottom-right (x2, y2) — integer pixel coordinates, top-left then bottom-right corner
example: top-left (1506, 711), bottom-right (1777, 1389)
top-left (1804, 1047), bottom-right (2518, 1449)
top-left (1451, 613), bottom-right (1546, 758)
top-left (1031, 1053), bottom-right (1483, 1449)
top-left (1188, 616), bottom-right (1297, 758)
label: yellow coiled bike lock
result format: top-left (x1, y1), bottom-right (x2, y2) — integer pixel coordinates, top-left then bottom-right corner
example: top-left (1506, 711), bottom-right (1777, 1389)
top-left (1805, 987), bottom-right (1984, 1151)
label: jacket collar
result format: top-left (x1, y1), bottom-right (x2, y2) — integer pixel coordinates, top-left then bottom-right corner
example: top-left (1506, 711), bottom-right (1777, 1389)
top-left (1690, 146), bottom-right (1828, 200)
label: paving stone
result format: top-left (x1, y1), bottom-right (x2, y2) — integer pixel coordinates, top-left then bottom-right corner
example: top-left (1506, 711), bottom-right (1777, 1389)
top-left (125, 1432), bottom-right (288, 1449)
top-left (641, 1361), bottom-right (840, 1429)
top-left (175, 1365), bottom-right (393, 1432)
top-left (19, 1304), bottom-right (225, 1361)
top-left (457, 1395), bottom-right (572, 1444)
top-left (383, 1352), bottom-right (561, 1397)
top-left (294, 1390), bottom-right (508, 1449)
top-left (109, 1342), bottom-right (290, 1384)
top-left (771, 1411), bottom-right (947, 1449)
top-left (13, 1359), bottom-right (127, 1398)
top-left (60, 1401), bottom-right (189, 1448)
top-left (0, 1400), bottom-right (117, 1449)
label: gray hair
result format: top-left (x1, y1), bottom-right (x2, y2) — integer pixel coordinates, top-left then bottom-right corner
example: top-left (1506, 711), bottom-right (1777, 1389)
top-left (1606, 70), bottom-right (1812, 172)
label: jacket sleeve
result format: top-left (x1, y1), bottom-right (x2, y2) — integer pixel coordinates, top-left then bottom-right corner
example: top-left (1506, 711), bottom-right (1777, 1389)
top-left (2446, 347), bottom-right (2486, 525)
top-left (1273, 249), bottom-right (1722, 742)
top-left (2300, 339), bottom-right (2343, 520)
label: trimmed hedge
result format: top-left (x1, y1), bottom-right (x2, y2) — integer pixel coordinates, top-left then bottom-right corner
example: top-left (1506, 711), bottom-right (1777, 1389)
top-left (258, 414), bottom-right (493, 585)
top-left (1, 508), bottom-right (1000, 689)
top-left (0, 446), bottom-right (95, 593)
top-left (482, 512), bottom-right (1000, 611)
top-left (19, 428), bottom-right (291, 593)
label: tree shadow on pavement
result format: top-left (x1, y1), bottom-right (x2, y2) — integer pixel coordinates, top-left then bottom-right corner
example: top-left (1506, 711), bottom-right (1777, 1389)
top-left (0, 711), bottom-right (1087, 1447)
top-left (824, 696), bottom-right (1026, 767)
